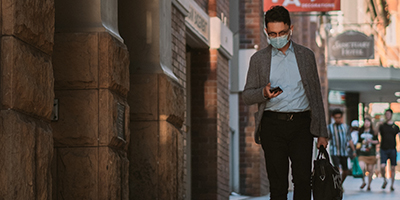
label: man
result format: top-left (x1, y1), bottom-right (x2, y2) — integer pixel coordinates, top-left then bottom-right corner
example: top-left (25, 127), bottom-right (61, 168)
top-left (377, 109), bottom-right (399, 191)
top-left (327, 109), bottom-right (356, 184)
top-left (242, 6), bottom-right (328, 200)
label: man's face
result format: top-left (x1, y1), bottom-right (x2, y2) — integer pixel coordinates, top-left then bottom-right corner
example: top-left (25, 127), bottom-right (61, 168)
top-left (385, 111), bottom-right (392, 121)
top-left (265, 22), bottom-right (293, 38)
top-left (333, 113), bottom-right (343, 124)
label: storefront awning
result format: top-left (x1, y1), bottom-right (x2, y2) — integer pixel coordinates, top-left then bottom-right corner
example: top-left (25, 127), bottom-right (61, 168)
top-left (328, 66), bottom-right (400, 103)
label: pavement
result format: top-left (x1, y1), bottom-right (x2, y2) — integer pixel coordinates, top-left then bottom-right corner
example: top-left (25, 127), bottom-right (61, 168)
top-left (229, 171), bottom-right (400, 200)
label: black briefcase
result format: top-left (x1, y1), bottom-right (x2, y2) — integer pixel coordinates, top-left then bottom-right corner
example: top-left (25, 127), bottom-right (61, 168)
top-left (312, 146), bottom-right (343, 200)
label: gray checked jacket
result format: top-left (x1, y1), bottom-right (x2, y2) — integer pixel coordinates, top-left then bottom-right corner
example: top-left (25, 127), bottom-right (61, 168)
top-left (242, 42), bottom-right (328, 144)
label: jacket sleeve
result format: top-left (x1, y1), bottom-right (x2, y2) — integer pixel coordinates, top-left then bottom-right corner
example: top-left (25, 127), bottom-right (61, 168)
top-left (242, 56), bottom-right (267, 105)
top-left (309, 51), bottom-right (329, 138)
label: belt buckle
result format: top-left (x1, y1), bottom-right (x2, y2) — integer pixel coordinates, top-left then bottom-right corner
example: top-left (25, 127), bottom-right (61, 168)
top-left (287, 114), bottom-right (294, 121)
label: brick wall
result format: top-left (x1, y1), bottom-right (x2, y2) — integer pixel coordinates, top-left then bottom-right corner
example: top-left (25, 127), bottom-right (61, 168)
top-left (237, 0), bottom-right (269, 196)
top-left (172, 6), bottom-right (187, 87)
top-left (190, 48), bottom-right (230, 200)
top-left (208, 0), bottom-right (230, 24)
top-left (190, 0), bottom-right (231, 199)
top-left (171, 5), bottom-right (187, 200)
top-left (215, 50), bottom-right (230, 200)
top-left (239, 94), bottom-right (269, 196)
top-left (240, 0), bottom-right (267, 49)
top-left (195, 0), bottom-right (208, 13)
top-left (191, 48), bottom-right (217, 200)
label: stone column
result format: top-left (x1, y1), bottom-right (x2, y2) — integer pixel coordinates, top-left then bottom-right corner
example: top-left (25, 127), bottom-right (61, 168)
top-left (0, 0), bottom-right (55, 199)
top-left (119, 0), bottom-right (186, 199)
top-left (52, 0), bottom-right (130, 199)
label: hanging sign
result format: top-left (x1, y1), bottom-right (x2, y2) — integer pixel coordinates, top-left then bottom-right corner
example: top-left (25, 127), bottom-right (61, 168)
top-left (329, 30), bottom-right (374, 60)
top-left (264, 0), bottom-right (341, 12)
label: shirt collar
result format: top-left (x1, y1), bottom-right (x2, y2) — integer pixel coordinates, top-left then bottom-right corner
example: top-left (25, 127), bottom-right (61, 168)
top-left (272, 41), bottom-right (293, 56)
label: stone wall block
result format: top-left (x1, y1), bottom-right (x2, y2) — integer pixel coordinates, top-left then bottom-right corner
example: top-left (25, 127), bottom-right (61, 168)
top-left (2, 0), bottom-right (55, 54)
top-left (99, 89), bottom-right (130, 150)
top-left (55, 147), bottom-right (98, 199)
top-left (0, 110), bottom-right (36, 199)
top-left (35, 120), bottom-right (54, 200)
top-left (129, 121), bottom-right (158, 200)
top-left (177, 127), bottom-right (185, 200)
top-left (99, 147), bottom-right (129, 200)
top-left (121, 151), bottom-right (129, 200)
top-left (51, 149), bottom-right (58, 200)
top-left (158, 74), bottom-right (185, 129)
top-left (52, 33), bottom-right (99, 89)
top-left (1, 36), bottom-right (54, 119)
top-left (129, 74), bottom-right (158, 121)
top-left (52, 90), bottom-right (98, 147)
top-left (158, 120), bottom-right (179, 200)
top-left (99, 32), bottom-right (130, 97)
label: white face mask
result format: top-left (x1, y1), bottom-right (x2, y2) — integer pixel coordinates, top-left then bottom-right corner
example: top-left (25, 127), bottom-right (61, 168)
top-left (268, 30), bottom-right (291, 49)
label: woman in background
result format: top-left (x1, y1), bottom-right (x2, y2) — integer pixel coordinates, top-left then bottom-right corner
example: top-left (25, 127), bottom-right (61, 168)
top-left (357, 117), bottom-right (380, 191)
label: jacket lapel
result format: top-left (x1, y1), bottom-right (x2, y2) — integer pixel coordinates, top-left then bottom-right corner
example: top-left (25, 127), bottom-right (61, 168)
top-left (294, 43), bottom-right (309, 83)
top-left (293, 42), bottom-right (312, 102)
top-left (262, 46), bottom-right (272, 85)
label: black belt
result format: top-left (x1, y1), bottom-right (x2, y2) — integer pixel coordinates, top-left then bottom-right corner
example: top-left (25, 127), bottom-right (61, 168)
top-left (263, 110), bottom-right (310, 121)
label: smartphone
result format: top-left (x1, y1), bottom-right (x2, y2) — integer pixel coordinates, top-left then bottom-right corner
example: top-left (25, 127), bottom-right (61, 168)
top-left (270, 86), bottom-right (283, 93)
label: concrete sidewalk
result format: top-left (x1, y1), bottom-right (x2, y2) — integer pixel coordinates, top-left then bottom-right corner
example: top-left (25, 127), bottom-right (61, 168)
top-left (230, 172), bottom-right (400, 200)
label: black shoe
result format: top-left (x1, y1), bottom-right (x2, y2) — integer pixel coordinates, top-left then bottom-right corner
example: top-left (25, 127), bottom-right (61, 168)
top-left (382, 181), bottom-right (387, 189)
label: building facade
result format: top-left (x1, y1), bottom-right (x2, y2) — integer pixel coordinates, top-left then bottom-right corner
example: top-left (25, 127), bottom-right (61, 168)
top-left (0, 0), bottom-right (331, 199)
top-left (0, 0), bottom-right (234, 199)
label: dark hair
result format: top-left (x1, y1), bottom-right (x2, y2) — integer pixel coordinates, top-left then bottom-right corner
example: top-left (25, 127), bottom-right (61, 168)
top-left (264, 6), bottom-right (291, 28)
top-left (359, 117), bottom-right (375, 135)
top-left (331, 108), bottom-right (343, 116)
top-left (386, 109), bottom-right (393, 114)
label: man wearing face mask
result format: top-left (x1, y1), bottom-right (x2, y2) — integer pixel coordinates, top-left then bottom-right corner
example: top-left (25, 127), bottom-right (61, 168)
top-left (242, 6), bottom-right (328, 200)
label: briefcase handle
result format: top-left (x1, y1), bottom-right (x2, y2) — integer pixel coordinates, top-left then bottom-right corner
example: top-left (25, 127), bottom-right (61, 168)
top-left (316, 145), bottom-right (330, 162)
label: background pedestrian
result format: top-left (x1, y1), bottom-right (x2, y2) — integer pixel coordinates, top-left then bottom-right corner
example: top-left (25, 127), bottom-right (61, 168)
top-left (357, 117), bottom-right (379, 191)
top-left (327, 108), bottom-right (356, 184)
top-left (377, 109), bottom-right (399, 191)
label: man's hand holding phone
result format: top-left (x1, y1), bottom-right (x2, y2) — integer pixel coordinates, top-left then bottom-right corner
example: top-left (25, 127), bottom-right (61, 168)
top-left (263, 83), bottom-right (283, 99)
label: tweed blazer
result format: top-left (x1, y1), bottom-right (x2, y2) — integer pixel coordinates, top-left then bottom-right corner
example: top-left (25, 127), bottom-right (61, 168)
top-left (242, 42), bottom-right (328, 144)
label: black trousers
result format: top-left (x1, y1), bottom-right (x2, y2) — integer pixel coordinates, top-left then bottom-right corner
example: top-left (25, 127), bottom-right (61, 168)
top-left (260, 111), bottom-right (314, 200)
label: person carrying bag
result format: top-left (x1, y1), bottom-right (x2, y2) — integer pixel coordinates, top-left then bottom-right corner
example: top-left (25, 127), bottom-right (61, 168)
top-left (312, 145), bottom-right (343, 200)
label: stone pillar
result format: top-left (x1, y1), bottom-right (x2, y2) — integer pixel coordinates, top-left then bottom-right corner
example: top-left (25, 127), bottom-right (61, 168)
top-left (52, 0), bottom-right (130, 199)
top-left (0, 1), bottom-right (55, 199)
top-left (119, 0), bottom-right (186, 199)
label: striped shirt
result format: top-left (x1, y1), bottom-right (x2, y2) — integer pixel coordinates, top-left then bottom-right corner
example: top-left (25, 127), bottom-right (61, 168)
top-left (327, 123), bottom-right (350, 156)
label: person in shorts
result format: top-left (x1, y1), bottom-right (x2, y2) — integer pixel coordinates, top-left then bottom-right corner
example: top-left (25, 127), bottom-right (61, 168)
top-left (357, 117), bottom-right (379, 191)
top-left (377, 109), bottom-right (399, 191)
